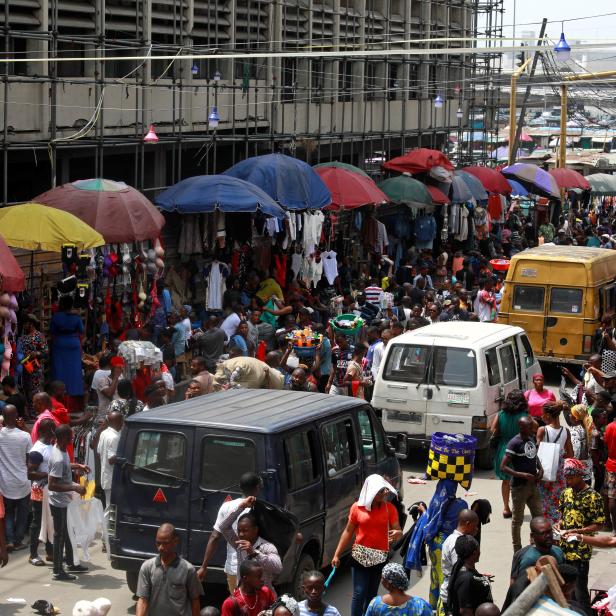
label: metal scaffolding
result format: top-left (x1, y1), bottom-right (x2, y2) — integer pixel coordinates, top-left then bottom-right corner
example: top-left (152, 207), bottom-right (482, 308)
top-left (1, 0), bottom-right (504, 204)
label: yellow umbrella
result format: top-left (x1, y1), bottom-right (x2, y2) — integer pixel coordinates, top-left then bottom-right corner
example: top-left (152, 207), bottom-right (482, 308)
top-left (0, 203), bottom-right (105, 251)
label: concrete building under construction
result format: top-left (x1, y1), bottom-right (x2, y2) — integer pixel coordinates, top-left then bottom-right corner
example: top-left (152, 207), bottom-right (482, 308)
top-left (0, 0), bottom-right (504, 203)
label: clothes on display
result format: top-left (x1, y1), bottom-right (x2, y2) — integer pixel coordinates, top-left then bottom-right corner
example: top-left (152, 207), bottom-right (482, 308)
top-left (205, 260), bottom-right (229, 311)
top-left (322, 251), bottom-right (339, 285)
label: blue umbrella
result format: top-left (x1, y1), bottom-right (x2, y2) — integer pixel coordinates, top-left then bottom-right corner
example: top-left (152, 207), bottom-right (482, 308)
top-left (224, 154), bottom-right (331, 210)
top-left (450, 175), bottom-right (473, 204)
top-left (455, 170), bottom-right (488, 202)
top-left (154, 175), bottom-right (286, 219)
top-left (507, 179), bottom-right (528, 196)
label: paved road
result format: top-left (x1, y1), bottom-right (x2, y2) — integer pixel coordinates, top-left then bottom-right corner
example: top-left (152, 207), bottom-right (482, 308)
top-left (1, 451), bottom-right (614, 616)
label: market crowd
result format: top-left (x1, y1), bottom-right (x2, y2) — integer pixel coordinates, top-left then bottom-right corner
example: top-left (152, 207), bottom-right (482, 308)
top-left (2, 195), bottom-right (616, 615)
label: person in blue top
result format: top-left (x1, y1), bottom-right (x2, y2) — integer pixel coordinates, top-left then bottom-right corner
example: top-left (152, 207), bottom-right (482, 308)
top-left (405, 479), bottom-right (468, 610)
top-left (365, 563), bottom-right (431, 616)
top-left (49, 295), bottom-right (84, 398)
top-left (230, 321), bottom-right (250, 357)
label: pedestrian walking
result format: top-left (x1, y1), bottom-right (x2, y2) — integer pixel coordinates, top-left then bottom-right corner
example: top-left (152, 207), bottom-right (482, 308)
top-left (136, 523), bottom-right (203, 616)
top-left (0, 404), bottom-right (32, 552)
top-left (331, 475), bottom-right (402, 616)
top-left (500, 416), bottom-right (544, 552)
top-left (47, 424), bottom-right (89, 580)
top-left (97, 410), bottom-right (123, 512)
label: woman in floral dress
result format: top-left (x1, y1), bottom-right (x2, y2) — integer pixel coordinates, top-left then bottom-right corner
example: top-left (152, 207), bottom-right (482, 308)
top-left (17, 314), bottom-right (48, 412)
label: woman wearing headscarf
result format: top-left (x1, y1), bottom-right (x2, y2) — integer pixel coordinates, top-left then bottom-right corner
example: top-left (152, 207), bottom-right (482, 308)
top-left (446, 535), bottom-right (493, 616)
top-left (364, 563), bottom-right (431, 616)
top-left (470, 499), bottom-right (492, 547)
top-left (331, 475), bottom-right (402, 616)
top-left (185, 374), bottom-right (213, 400)
top-left (404, 479), bottom-right (468, 610)
top-left (490, 389), bottom-right (530, 518)
top-left (568, 404), bottom-right (594, 485)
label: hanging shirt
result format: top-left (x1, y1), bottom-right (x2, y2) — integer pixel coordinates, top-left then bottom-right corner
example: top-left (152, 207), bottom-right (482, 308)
top-left (321, 250), bottom-right (339, 285)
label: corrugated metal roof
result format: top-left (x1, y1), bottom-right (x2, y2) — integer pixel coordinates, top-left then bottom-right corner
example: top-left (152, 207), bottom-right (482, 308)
top-left (127, 389), bottom-right (363, 433)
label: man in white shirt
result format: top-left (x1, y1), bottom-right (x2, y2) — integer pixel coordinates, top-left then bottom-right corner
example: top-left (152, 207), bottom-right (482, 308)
top-left (97, 410), bottom-right (124, 514)
top-left (197, 472), bottom-right (262, 592)
top-left (221, 305), bottom-right (243, 342)
top-left (91, 355), bottom-right (123, 423)
top-left (0, 405), bottom-right (32, 551)
top-left (439, 509), bottom-right (479, 613)
top-left (371, 329), bottom-right (392, 381)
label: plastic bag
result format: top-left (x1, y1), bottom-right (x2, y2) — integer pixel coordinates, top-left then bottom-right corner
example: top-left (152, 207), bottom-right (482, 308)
top-left (538, 442), bottom-right (560, 482)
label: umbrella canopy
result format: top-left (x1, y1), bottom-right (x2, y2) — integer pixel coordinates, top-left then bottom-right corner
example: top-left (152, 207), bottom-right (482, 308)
top-left (586, 173), bottom-right (616, 196)
top-left (454, 171), bottom-right (488, 202)
top-left (383, 148), bottom-right (454, 174)
top-left (223, 154), bottom-right (331, 210)
top-left (0, 234), bottom-right (25, 292)
top-left (154, 175), bottom-right (286, 218)
top-left (426, 185), bottom-right (451, 205)
top-left (313, 161), bottom-right (370, 177)
top-left (448, 176), bottom-right (472, 204)
top-left (502, 126), bottom-right (534, 142)
top-left (461, 166), bottom-right (512, 195)
top-left (314, 167), bottom-right (388, 210)
top-left (377, 176), bottom-right (432, 206)
top-left (548, 168), bottom-right (591, 191)
top-left (507, 179), bottom-right (529, 196)
top-left (501, 163), bottom-right (561, 200)
top-left (0, 203), bottom-right (105, 251)
top-left (34, 178), bottom-right (165, 243)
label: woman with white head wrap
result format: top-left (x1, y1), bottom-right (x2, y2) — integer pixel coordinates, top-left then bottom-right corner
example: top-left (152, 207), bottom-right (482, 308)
top-left (331, 475), bottom-right (403, 616)
top-left (363, 563), bottom-right (432, 616)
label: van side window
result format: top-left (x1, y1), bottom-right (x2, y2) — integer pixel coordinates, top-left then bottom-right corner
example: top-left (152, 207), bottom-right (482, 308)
top-left (132, 431), bottom-right (186, 487)
top-left (284, 430), bottom-right (319, 491)
top-left (513, 285), bottom-right (545, 312)
top-left (200, 436), bottom-right (256, 490)
top-left (550, 288), bottom-right (583, 314)
top-left (499, 345), bottom-right (517, 383)
top-left (322, 418), bottom-right (357, 477)
top-left (485, 347), bottom-right (501, 386)
top-left (520, 334), bottom-right (535, 368)
top-left (358, 409), bottom-right (388, 463)
top-left (604, 285), bottom-right (616, 315)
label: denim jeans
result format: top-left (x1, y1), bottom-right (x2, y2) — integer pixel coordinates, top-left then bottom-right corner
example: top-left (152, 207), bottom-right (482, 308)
top-left (50, 504), bottom-right (74, 574)
top-left (351, 561), bottom-right (385, 616)
top-left (30, 500), bottom-right (53, 559)
top-left (570, 559), bottom-right (590, 614)
top-left (4, 495), bottom-right (30, 545)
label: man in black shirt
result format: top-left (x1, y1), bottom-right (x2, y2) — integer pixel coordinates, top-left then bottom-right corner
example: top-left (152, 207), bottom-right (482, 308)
top-left (1, 376), bottom-right (27, 418)
top-left (456, 260), bottom-right (476, 292)
top-left (501, 416), bottom-right (544, 552)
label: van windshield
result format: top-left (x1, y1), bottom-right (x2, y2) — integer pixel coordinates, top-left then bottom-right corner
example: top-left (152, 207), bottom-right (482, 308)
top-left (383, 344), bottom-right (477, 388)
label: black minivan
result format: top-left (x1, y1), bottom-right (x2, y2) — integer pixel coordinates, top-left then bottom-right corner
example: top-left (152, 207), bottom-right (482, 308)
top-left (108, 389), bottom-right (403, 595)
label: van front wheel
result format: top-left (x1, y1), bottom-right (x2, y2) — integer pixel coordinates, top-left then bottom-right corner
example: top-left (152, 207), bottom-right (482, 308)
top-left (288, 553), bottom-right (316, 599)
top-left (126, 570), bottom-right (139, 594)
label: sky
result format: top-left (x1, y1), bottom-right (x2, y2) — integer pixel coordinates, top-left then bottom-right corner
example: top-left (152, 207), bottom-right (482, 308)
top-left (501, 0), bottom-right (616, 42)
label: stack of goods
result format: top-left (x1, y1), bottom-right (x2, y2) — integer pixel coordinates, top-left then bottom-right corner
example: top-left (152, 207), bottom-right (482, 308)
top-left (425, 432), bottom-right (477, 489)
top-left (287, 328), bottom-right (323, 357)
top-left (331, 314), bottom-right (365, 340)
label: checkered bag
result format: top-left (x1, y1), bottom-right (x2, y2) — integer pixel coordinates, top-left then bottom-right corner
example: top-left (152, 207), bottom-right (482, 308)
top-left (425, 432), bottom-right (477, 489)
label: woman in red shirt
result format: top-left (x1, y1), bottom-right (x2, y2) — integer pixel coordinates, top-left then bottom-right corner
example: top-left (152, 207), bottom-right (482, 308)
top-left (332, 475), bottom-right (402, 616)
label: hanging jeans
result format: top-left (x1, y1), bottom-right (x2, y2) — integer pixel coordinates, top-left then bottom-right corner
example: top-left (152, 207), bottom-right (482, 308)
top-left (30, 500), bottom-right (53, 559)
top-left (351, 560), bottom-right (386, 616)
top-left (50, 504), bottom-right (75, 574)
top-left (4, 495), bottom-right (30, 546)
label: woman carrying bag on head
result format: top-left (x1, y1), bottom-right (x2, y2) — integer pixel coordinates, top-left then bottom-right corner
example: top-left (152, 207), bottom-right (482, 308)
top-left (332, 475), bottom-right (402, 616)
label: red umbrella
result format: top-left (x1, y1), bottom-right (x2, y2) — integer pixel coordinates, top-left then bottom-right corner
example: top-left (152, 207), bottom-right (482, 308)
top-left (548, 168), bottom-right (590, 191)
top-left (461, 166), bottom-right (512, 195)
top-left (315, 167), bottom-right (388, 210)
top-left (426, 185), bottom-right (451, 205)
top-left (383, 148), bottom-right (454, 174)
top-left (34, 178), bottom-right (165, 243)
top-left (0, 234), bottom-right (25, 292)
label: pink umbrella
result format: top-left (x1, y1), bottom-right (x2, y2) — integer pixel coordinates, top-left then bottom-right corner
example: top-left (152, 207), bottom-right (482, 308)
top-left (34, 178), bottom-right (165, 243)
top-left (0, 234), bottom-right (25, 292)
top-left (548, 168), bottom-right (591, 191)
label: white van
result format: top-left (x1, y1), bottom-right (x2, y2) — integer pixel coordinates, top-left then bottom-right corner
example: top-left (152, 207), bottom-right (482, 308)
top-left (372, 322), bottom-right (541, 467)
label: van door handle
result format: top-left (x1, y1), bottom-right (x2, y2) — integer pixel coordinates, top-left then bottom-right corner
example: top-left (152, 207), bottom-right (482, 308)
top-left (442, 420), bottom-right (465, 424)
top-left (387, 385), bottom-right (408, 390)
top-left (546, 316), bottom-right (557, 327)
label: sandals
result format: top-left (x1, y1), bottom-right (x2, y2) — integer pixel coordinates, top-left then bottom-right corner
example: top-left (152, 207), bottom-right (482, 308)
top-left (30, 557), bottom-right (46, 567)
